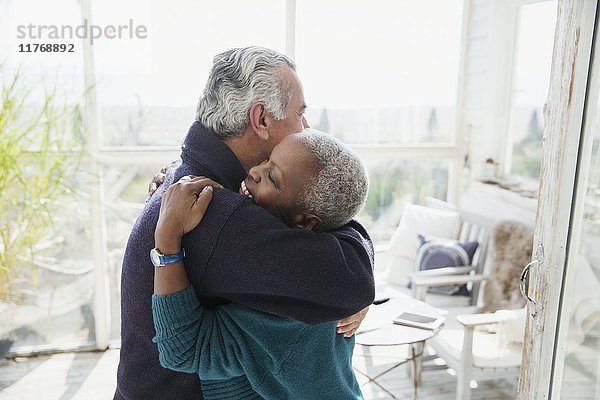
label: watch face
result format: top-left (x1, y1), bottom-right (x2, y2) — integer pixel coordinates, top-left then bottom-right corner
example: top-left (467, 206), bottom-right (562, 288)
top-left (150, 249), bottom-right (162, 266)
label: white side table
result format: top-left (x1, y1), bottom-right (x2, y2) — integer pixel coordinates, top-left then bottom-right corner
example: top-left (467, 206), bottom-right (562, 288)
top-left (355, 294), bottom-right (445, 400)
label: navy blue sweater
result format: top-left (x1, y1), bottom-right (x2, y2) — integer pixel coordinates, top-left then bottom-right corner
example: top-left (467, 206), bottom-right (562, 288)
top-left (114, 122), bottom-right (375, 400)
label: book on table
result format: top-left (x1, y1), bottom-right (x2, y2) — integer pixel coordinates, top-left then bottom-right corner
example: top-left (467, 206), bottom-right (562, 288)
top-left (393, 311), bottom-right (444, 331)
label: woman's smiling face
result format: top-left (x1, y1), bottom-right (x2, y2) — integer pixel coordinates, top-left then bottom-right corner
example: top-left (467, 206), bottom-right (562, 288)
top-left (240, 134), bottom-right (318, 227)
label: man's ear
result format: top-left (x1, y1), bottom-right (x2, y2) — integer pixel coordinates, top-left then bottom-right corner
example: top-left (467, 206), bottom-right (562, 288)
top-left (293, 213), bottom-right (322, 231)
top-left (249, 102), bottom-right (269, 141)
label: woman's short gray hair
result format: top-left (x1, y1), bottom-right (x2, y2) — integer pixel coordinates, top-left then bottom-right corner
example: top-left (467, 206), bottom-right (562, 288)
top-left (295, 129), bottom-right (370, 231)
top-left (196, 47), bottom-right (296, 139)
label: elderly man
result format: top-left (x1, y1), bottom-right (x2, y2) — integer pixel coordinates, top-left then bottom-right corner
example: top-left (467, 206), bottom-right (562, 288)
top-left (114, 47), bottom-right (375, 400)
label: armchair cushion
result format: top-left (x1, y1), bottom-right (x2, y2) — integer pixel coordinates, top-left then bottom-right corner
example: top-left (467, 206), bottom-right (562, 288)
top-left (496, 307), bottom-right (527, 345)
top-left (383, 204), bottom-right (460, 286)
top-left (433, 327), bottom-right (523, 368)
top-left (381, 256), bottom-right (415, 286)
top-left (412, 235), bottom-right (478, 296)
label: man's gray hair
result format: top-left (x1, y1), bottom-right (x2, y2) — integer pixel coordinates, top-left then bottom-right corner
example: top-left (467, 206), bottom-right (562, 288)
top-left (295, 129), bottom-right (369, 231)
top-left (196, 47), bottom-right (296, 139)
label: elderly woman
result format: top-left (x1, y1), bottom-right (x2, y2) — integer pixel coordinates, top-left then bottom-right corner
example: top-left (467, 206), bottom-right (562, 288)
top-left (152, 129), bottom-right (369, 399)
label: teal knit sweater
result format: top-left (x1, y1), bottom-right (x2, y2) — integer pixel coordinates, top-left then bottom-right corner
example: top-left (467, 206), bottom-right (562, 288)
top-left (152, 286), bottom-right (363, 400)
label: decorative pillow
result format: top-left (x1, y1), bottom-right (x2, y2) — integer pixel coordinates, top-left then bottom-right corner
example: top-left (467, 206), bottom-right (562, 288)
top-left (383, 204), bottom-right (460, 286)
top-left (413, 234), bottom-right (479, 296)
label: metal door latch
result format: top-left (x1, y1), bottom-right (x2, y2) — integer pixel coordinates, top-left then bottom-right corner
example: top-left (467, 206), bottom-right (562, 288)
top-left (520, 245), bottom-right (543, 317)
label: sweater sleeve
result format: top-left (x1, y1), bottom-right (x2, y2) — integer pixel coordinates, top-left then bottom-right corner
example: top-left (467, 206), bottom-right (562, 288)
top-left (152, 286), bottom-right (362, 399)
top-left (266, 326), bottom-right (363, 400)
top-left (152, 286), bottom-right (246, 380)
top-left (255, 322), bottom-right (363, 400)
top-left (192, 195), bottom-right (375, 325)
top-left (152, 286), bottom-right (303, 384)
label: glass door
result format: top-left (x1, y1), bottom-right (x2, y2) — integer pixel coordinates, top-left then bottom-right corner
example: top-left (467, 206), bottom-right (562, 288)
top-left (553, 104), bottom-right (600, 397)
top-left (550, 11), bottom-right (600, 397)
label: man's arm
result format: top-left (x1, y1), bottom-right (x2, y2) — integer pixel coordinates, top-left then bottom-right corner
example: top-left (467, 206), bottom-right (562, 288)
top-left (149, 169), bottom-right (374, 328)
top-left (188, 191), bottom-right (375, 325)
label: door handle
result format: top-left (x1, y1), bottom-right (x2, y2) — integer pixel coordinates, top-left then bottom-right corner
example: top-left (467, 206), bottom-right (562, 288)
top-left (520, 245), bottom-right (543, 317)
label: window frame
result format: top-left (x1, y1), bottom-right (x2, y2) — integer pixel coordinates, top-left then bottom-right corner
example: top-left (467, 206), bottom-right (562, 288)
top-left (497, 0), bottom-right (557, 182)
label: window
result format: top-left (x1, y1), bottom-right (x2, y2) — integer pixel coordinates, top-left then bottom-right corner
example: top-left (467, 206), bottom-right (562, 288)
top-left (296, 0), bottom-right (464, 240)
top-left (1, 0), bottom-right (93, 352)
top-left (94, 0), bottom-right (286, 147)
top-left (506, 1), bottom-right (557, 183)
top-left (3, 0), bottom-right (465, 352)
top-left (356, 159), bottom-right (451, 240)
top-left (296, 0), bottom-right (463, 145)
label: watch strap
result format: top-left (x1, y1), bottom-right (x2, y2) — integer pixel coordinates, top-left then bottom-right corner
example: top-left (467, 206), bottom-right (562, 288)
top-left (152, 248), bottom-right (185, 267)
top-left (159, 249), bottom-right (185, 265)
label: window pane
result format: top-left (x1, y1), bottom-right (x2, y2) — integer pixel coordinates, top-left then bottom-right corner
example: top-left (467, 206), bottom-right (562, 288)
top-left (103, 160), bottom-right (179, 342)
top-left (1, 0), bottom-right (94, 352)
top-left (508, 1), bottom-right (557, 181)
top-left (356, 158), bottom-right (450, 242)
top-left (1, 0), bottom-right (85, 100)
top-left (0, 168), bottom-right (95, 351)
top-left (93, 0), bottom-right (286, 146)
top-left (296, 0), bottom-right (463, 144)
top-left (558, 90), bottom-right (600, 399)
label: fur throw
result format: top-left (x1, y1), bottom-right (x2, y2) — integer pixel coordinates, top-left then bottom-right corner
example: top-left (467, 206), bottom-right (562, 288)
top-left (479, 220), bottom-right (534, 313)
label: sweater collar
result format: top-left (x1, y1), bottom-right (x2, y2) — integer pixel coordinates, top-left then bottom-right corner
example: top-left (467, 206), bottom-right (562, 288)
top-left (180, 121), bottom-right (247, 191)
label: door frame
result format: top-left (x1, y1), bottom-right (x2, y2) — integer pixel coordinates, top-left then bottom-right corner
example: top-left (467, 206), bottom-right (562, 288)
top-left (518, 0), bottom-right (598, 398)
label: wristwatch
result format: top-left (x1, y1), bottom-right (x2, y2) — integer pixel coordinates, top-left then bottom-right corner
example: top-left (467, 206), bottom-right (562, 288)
top-left (150, 248), bottom-right (185, 267)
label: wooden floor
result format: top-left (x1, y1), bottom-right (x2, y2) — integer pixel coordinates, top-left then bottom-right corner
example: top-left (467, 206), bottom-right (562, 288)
top-left (0, 344), bottom-right (520, 400)
top-left (353, 344), bottom-right (517, 400)
top-left (0, 349), bottom-right (119, 400)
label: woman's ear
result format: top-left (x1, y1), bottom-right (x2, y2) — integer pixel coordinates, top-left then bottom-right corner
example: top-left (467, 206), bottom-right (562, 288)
top-left (293, 213), bottom-right (322, 231)
top-left (249, 102), bottom-right (269, 141)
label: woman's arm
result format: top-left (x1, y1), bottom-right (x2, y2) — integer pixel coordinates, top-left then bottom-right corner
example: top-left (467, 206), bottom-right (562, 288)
top-left (152, 286), bottom-right (247, 380)
top-left (152, 287), bottom-right (311, 387)
top-left (153, 175), bottom-right (221, 296)
top-left (152, 176), bottom-right (251, 380)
